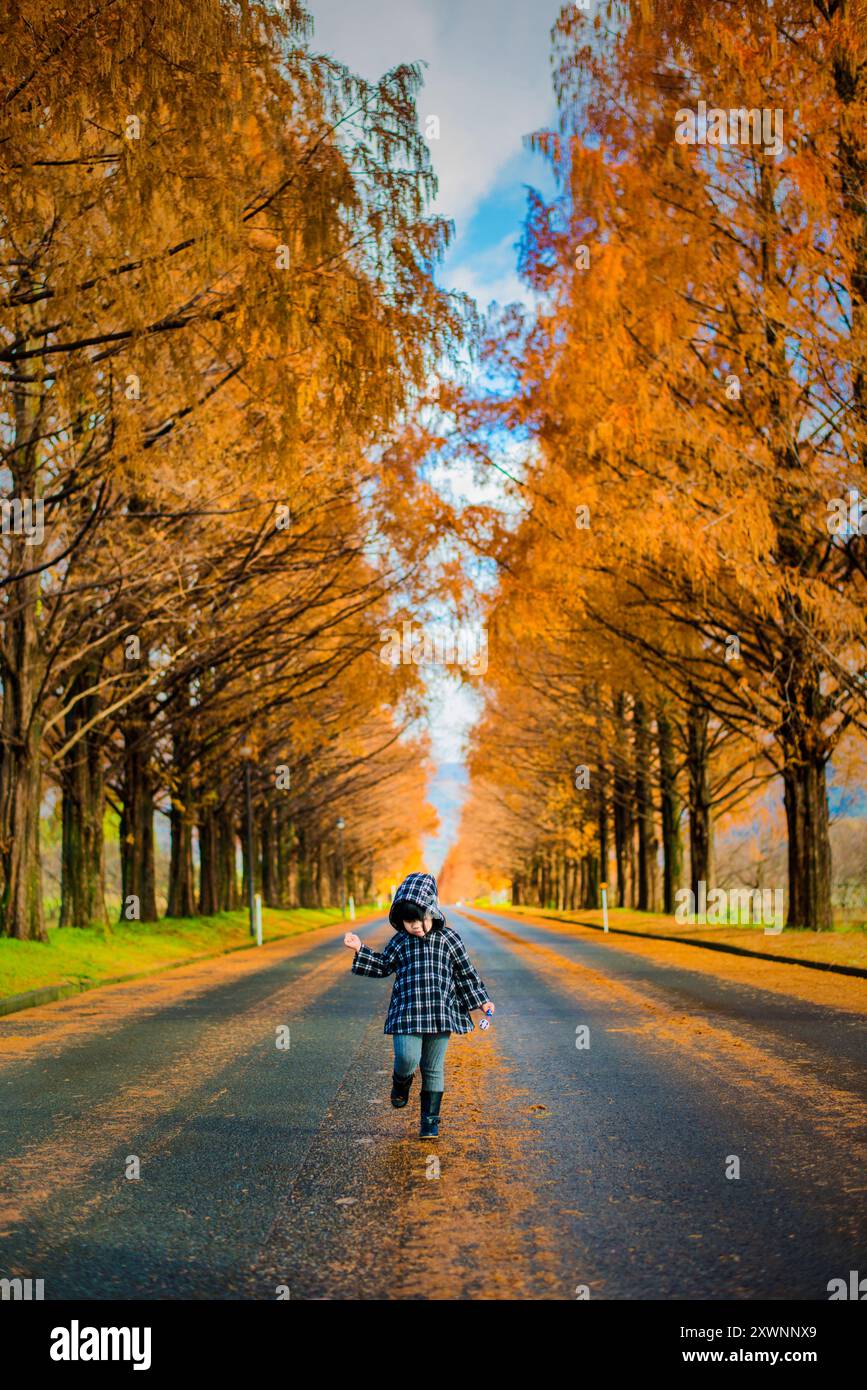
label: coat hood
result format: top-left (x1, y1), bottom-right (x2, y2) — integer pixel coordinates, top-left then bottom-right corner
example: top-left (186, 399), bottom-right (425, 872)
top-left (388, 872), bottom-right (446, 932)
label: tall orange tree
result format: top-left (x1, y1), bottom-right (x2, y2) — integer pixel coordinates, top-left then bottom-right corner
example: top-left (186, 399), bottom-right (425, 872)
top-left (0, 0), bottom-right (468, 936)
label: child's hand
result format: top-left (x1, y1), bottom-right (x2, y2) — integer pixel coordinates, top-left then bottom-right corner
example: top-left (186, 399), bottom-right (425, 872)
top-left (343, 932), bottom-right (362, 952)
top-left (471, 1002), bottom-right (495, 1024)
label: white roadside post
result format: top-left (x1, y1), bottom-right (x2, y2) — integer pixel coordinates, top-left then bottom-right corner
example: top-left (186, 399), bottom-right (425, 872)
top-left (255, 892), bottom-right (263, 946)
top-left (600, 880), bottom-right (609, 934)
top-left (348, 894), bottom-right (356, 922)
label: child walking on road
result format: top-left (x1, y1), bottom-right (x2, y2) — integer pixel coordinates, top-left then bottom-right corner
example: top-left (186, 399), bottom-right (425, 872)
top-left (343, 872), bottom-right (494, 1139)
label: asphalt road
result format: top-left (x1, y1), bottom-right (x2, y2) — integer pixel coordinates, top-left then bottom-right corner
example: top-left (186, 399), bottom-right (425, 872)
top-left (0, 907), bottom-right (864, 1300)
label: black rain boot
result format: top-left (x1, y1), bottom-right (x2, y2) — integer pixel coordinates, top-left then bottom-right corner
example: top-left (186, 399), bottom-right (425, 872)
top-left (419, 1089), bottom-right (443, 1139)
top-left (390, 1071), bottom-right (414, 1109)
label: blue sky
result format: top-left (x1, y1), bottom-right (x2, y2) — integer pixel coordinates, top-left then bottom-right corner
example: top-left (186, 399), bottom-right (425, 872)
top-left (307, 0), bottom-right (561, 871)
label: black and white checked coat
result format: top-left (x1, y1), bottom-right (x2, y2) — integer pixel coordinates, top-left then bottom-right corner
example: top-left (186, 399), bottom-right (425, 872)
top-left (352, 925), bottom-right (490, 1034)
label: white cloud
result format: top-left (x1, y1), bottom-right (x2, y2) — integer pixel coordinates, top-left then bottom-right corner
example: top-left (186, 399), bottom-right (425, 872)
top-left (446, 229), bottom-right (531, 311)
top-left (305, 0), bottom-right (559, 228)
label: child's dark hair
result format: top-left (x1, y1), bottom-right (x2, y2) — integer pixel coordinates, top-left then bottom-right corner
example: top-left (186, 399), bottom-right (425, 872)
top-left (389, 900), bottom-right (443, 932)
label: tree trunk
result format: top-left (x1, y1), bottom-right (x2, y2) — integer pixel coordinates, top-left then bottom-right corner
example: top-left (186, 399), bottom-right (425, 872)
top-left (261, 804), bottom-right (277, 906)
top-left (627, 796), bottom-right (637, 908)
top-left (167, 762), bottom-right (196, 919)
top-left (217, 809), bottom-right (238, 911)
top-left (0, 723), bottom-right (44, 940)
top-left (782, 753), bottom-right (832, 929)
top-left (0, 338), bottom-right (46, 941)
top-left (686, 700), bottom-right (713, 895)
top-left (59, 667), bottom-right (108, 929)
top-left (613, 694), bottom-right (629, 907)
top-left (275, 804), bottom-right (289, 907)
top-left (633, 696), bottom-right (653, 910)
top-left (313, 840), bottom-right (322, 907)
top-left (657, 709), bottom-right (682, 914)
top-left (777, 645), bottom-right (833, 930)
top-left (119, 716), bottom-right (158, 922)
top-left (296, 826), bottom-right (311, 906)
top-left (197, 805), bottom-right (219, 916)
top-left (583, 851), bottom-right (600, 909)
top-left (597, 760), bottom-right (609, 890)
top-left (241, 815), bottom-right (259, 910)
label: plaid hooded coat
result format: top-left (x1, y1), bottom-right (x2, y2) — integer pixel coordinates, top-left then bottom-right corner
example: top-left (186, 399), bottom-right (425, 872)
top-left (352, 872), bottom-right (491, 1035)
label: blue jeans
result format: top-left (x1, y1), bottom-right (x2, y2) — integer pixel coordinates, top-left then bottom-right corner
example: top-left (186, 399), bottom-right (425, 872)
top-left (393, 1033), bottom-right (450, 1090)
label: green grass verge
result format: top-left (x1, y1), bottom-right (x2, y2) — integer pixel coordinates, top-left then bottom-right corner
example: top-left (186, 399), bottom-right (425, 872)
top-left (0, 904), bottom-right (380, 1001)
